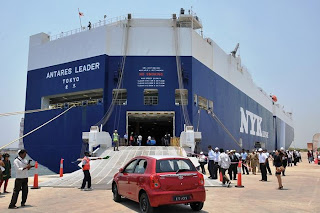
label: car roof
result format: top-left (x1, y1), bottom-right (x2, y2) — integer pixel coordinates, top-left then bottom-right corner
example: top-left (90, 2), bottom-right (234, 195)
top-left (134, 155), bottom-right (188, 160)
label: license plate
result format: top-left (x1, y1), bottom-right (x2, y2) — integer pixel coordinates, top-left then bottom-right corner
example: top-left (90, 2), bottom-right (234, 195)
top-left (173, 195), bottom-right (191, 201)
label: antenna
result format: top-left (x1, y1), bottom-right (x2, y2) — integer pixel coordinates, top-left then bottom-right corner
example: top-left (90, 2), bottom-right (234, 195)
top-left (231, 43), bottom-right (240, 57)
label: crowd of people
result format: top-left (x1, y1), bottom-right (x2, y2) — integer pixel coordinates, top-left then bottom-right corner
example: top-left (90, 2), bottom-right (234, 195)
top-left (198, 146), bottom-right (304, 189)
top-left (114, 131), bottom-right (171, 149)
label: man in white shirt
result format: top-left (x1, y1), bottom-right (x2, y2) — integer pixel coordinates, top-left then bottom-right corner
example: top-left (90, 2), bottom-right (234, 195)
top-left (218, 148), bottom-right (231, 187)
top-left (207, 145), bottom-right (215, 179)
top-left (212, 147), bottom-right (220, 179)
top-left (8, 149), bottom-right (32, 209)
top-left (265, 150), bottom-right (272, 175)
top-left (258, 148), bottom-right (268, 182)
top-left (137, 135), bottom-right (142, 146)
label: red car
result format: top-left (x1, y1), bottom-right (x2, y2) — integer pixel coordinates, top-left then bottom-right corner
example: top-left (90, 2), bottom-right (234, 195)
top-left (112, 155), bottom-right (206, 213)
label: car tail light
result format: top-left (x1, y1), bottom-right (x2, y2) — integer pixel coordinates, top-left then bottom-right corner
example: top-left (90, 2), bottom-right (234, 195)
top-left (197, 173), bottom-right (204, 186)
top-left (150, 174), bottom-right (161, 189)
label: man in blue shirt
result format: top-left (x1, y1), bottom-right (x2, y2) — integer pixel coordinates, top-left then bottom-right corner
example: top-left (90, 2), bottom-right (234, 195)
top-left (241, 149), bottom-right (249, 175)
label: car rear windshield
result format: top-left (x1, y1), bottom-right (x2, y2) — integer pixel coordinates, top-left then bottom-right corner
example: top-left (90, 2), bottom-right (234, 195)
top-left (156, 159), bottom-right (196, 173)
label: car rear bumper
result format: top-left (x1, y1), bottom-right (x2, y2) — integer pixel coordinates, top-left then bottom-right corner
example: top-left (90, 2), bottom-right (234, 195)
top-left (148, 186), bottom-right (206, 207)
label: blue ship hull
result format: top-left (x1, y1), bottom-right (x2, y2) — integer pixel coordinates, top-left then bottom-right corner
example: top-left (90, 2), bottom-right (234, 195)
top-left (24, 55), bottom-right (294, 173)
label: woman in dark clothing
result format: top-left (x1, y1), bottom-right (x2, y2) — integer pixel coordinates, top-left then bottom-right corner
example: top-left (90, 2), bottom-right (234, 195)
top-left (274, 150), bottom-right (284, 189)
top-left (0, 153), bottom-right (11, 193)
top-left (281, 151), bottom-right (288, 176)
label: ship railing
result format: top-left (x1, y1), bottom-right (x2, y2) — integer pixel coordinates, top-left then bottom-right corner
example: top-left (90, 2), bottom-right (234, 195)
top-left (49, 15), bottom-right (127, 41)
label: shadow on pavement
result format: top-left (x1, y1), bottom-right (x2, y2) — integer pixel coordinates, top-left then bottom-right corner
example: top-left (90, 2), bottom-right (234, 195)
top-left (119, 198), bottom-right (209, 213)
top-left (21, 205), bottom-right (34, 208)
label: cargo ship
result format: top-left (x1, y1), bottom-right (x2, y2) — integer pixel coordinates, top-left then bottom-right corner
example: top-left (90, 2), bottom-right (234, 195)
top-left (23, 10), bottom-right (294, 173)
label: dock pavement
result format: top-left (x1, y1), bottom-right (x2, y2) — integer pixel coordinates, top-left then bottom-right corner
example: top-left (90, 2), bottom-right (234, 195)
top-left (0, 152), bottom-right (319, 213)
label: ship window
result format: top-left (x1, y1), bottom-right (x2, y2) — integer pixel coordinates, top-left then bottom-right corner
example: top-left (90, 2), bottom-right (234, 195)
top-left (175, 89), bottom-right (188, 105)
top-left (144, 89), bottom-right (158, 105)
top-left (112, 89), bottom-right (127, 105)
top-left (43, 89), bottom-right (103, 109)
top-left (198, 96), bottom-right (208, 110)
top-left (208, 100), bottom-right (213, 111)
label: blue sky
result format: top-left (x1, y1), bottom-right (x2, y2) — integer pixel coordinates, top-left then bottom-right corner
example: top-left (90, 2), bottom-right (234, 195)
top-left (0, 0), bottom-right (319, 148)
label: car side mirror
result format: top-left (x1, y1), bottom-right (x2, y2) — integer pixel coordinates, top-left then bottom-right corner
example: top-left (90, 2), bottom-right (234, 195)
top-left (119, 168), bottom-right (124, 173)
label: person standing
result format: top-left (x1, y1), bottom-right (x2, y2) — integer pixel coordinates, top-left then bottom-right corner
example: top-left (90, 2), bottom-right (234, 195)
top-left (228, 150), bottom-right (239, 180)
top-left (218, 149), bottom-right (231, 187)
top-left (249, 150), bottom-right (259, 175)
top-left (112, 130), bottom-right (119, 151)
top-left (80, 151), bottom-right (92, 191)
top-left (79, 152), bottom-right (101, 191)
top-left (129, 132), bottom-right (134, 146)
top-left (281, 150), bottom-right (288, 176)
top-left (137, 134), bottom-right (142, 146)
top-left (164, 134), bottom-right (170, 147)
top-left (240, 149), bottom-right (249, 175)
top-left (297, 151), bottom-right (302, 162)
top-left (198, 152), bottom-right (207, 175)
top-left (88, 21), bottom-right (92, 30)
top-left (212, 147), bottom-right (220, 179)
top-left (0, 153), bottom-right (11, 193)
top-left (207, 145), bottom-right (215, 179)
top-left (0, 156), bottom-right (4, 195)
top-left (287, 150), bottom-right (292, 167)
top-left (147, 136), bottom-right (152, 145)
top-left (265, 150), bottom-right (272, 175)
top-left (124, 133), bottom-right (128, 146)
top-left (258, 148), bottom-right (268, 182)
top-left (307, 150), bottom-right (313, 163)
top-left (293, 150), bottom-right (298, 166)
top-left (274, 150), bottom-right (284, 189)
top-left (8, 149), bottom-right (31, 209)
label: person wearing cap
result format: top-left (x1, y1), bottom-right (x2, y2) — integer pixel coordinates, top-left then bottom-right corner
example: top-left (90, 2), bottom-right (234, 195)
top-left (218, 148), bottom-right (231, 187)
top-left (212, 147), bottom-right (220, 179)
top-left (0, 153), bottom-right (11, 193)
top-left (198, 151), bottom-right (207, 174)
top-left (112, 130), bottom-right (119, 151)
top-left (258, 148), bottom-right (268, 181)
top-left (8, 149), bottom-right (31, 209)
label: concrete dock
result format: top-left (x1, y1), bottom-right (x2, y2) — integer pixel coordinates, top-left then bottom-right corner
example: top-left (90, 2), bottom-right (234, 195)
top-left (0, 152), bottom-right (319, 213)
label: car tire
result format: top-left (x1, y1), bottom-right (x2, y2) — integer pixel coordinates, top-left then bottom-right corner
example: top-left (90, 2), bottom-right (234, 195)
top-left (139, 192), bottom-right (153, 213)
top-left (112, 183), bottom-right (121, 202)
top-left (190, 202), bottom-right (204, 211)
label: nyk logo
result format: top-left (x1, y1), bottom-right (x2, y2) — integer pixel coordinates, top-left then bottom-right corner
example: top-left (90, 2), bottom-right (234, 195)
top-left (239, 107), bottom-right (269, 138)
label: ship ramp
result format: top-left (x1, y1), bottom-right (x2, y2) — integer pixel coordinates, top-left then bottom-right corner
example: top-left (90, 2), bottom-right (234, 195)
top-left (40, 146), bottom-right (221, 189)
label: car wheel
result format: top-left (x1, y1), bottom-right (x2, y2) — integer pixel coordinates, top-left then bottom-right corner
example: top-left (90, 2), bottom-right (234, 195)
top-left (190, 202), bottom-right (204, 211)
top-left (112, 183), bottom-right (121, 202)
top-left (139, 192), bottom-right (153, 213)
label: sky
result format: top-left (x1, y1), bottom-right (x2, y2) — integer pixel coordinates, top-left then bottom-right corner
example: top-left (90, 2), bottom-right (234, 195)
top-left (0, 0), bottom-right (319, 149)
